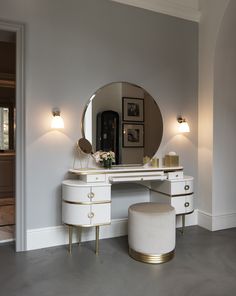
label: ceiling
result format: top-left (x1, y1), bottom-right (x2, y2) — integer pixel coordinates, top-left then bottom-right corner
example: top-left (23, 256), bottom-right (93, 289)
top-left (110, 0), bottom-right (201, 22)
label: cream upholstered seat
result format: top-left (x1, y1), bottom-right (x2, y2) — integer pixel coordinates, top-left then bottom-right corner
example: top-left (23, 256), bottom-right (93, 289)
top-left (128, 202), bottom-right (176, 264)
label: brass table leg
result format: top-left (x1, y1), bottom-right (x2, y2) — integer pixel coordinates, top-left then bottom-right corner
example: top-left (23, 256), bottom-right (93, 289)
top-left (181, 214), bottom-right (185, 234)
top-left (68, 225), bottom-right (73, 254)
top-left (95, 226), bottom-right (99, 255)
top-left (78, 227), bottom-right (81, 247)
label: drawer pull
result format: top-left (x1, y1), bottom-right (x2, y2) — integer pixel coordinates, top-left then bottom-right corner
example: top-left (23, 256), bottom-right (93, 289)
top-left (184, 185), bottom-right (190, 190)
top-left (184, 202), bottom-right (190, 207)
top-left (87, 192), bottom-right (95, 199)
top-left (88, 212), bottom-right (94, 218)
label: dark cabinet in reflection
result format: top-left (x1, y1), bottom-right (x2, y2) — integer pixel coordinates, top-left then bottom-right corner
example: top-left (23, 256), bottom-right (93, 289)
top-left (96, 110), bottom-right (119, 164)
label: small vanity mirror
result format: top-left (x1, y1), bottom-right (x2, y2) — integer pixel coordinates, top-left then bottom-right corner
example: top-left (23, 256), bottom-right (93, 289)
top-left (82, 82), bottom-right (163, 166)
top-left (77, 138), bottom-right (93, 154)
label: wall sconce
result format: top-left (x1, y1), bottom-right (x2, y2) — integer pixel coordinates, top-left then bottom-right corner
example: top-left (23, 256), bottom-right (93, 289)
top-left (51, 109), bottom-right (64, 129)
top-left (177, 116), bottom-right (190, 133)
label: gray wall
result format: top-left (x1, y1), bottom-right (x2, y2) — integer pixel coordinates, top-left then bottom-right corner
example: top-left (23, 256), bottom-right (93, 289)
top-left (0, 0), bottom-right (198, 229)
top-left (214, 0), bottom-right (236, 215)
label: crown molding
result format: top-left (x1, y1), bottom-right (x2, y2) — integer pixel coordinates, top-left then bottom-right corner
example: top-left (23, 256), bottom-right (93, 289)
top-left (111, 0), bottom-right (201, 22)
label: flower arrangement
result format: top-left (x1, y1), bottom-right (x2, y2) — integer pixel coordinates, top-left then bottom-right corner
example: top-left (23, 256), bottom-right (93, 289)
top-left (93, 150), bottom-right (115, 168)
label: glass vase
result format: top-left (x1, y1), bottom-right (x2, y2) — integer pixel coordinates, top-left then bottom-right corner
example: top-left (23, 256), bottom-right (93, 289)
top-left (103, 158), bottom-right (112, 169)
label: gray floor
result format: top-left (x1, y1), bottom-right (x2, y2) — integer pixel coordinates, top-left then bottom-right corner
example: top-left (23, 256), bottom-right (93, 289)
top-left (0, 226), bottom-right (236, 296)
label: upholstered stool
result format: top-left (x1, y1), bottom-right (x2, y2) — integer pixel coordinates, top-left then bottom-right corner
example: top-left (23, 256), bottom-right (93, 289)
top-left (128, 203), bottom-right (176, 264)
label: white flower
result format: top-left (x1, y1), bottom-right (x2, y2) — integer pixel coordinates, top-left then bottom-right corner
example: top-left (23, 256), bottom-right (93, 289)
top-left (92, 150), bottom-right (116, 163)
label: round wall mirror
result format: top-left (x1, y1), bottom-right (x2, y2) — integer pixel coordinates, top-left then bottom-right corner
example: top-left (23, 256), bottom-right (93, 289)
top-left (82, 82), bottom-right (163, 166)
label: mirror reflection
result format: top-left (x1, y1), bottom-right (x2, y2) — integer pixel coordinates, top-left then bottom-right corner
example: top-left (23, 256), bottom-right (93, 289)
top-left (82, 82), bottom-right (163, 165)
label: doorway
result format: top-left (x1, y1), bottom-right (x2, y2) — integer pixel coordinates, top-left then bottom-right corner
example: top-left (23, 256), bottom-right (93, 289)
top-left (0, 31), bottom-right (16, 243)
top-left (0, 21), bottom-right (25, 251)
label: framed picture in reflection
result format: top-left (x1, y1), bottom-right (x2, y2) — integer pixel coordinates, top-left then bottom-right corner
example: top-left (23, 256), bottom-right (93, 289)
top-left (122, 97), bottom-right (144, 122)
top-left (122, 123), bottom-right (144, 148)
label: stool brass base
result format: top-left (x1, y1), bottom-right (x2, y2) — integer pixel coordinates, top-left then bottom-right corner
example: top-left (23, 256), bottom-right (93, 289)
top-left (129, 248), bottom-right (175, 264)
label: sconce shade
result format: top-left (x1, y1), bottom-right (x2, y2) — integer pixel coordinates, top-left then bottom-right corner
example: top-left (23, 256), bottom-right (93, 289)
top-left (177, 117), bottom-right (190, 133)
top-left (51, 110), bottom-right (64, 129)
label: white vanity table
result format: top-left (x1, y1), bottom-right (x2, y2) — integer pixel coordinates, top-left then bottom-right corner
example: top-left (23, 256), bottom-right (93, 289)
top-left (62, 166), bottom-right (194, 254)
top-left (63, 81), bottom-right (194, 254)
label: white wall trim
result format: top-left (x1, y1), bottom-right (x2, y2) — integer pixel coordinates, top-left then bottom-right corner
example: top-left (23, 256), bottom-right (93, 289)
top-left (27, 218), bottom-right (128, 251)
top-left (198, 210), bottom-right (236, 231)
top-left (111, 0), bottom-right (201, 22)
top-left (0, 20), bottom-right (26, 251)
top-left (197, 210), bottom-right (213, 230)
top-left (27, 212), bottom-right (197, 251)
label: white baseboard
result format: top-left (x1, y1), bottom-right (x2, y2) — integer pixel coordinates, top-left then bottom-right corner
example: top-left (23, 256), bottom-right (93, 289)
top-left (197, 210), bottom-right (212, 230)
top-left (198, 210), bottom-right (236, 231)
top-left (27, 218), bottom-right (128, 251)
top-left (27, 212), bottom-right (198, 251)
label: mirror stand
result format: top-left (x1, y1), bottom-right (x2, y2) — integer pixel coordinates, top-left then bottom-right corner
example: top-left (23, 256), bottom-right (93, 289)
top-left (73, 138), bottom-right (93, 169)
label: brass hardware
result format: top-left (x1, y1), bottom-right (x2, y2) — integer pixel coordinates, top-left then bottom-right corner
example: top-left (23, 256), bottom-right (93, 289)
top-left (184, 185), bottom-right (190, 190)
top-left (70, 168), bottom-right (183, 175)
top-left (129, 248), bottom-right (175, 264)
top-left (95, 226), bottom-right (99, 255)
top-left (88, 212), bottom-right (94, 218)
top-left (63, 200), bottom-right (111, 205)
top-left (184, 202), bottom-right (190, 207)
top-left (90, 192), bottom-right (95, 198)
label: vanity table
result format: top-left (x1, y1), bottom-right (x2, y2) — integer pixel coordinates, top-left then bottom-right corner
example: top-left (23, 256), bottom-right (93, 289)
top-left (63, 81), bottom-right (194, 254)
top-left (62, 166), bottom-right (194, 253)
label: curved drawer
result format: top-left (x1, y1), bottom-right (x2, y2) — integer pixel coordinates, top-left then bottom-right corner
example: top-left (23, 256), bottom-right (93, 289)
top-left (152, 176), bottom-right (193, 196)
top-left (62, 202), bottom-right (91, 225)
top-left (62, 202), bottom-right (111, 226)
top-left (171, 194), bottom-right (194, 214)
top-left (62, 182), bottom-right (111, 203)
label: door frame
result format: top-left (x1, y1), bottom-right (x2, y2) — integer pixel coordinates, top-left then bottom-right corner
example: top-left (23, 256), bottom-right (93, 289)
top-left (0, 20), bottom-right (26, 251)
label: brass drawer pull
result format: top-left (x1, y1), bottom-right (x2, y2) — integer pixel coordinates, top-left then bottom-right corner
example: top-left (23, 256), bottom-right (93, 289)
top-left (88, 212), bottom-right (94, 218)
top-left (184, 185), bottom-right (190, 190)
top-left (184, 202), bottom-right (190, 207)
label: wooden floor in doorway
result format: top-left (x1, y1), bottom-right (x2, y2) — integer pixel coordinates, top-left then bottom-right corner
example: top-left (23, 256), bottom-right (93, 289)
top-left (0, 225), bottom-right (15, 242)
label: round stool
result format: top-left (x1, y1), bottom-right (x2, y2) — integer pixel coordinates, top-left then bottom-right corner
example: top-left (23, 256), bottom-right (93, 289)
top-left (128, 203), bottom-right (176, 264)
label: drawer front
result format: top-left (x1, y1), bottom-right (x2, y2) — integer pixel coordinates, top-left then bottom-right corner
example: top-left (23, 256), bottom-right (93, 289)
top-left (62, 202), bottom-right (91, 225)
top-left (171, 194), bottom-right (194, 214)
top-left (90, 203), bottom-right (111, 225)
top-left (90, 186), bottom-right (111, 202)
top-left (170, 180), bottom-right (193, 195)
top-left (167, 171), bottom-right (184, 180)
top-left (81, 174), bottom-right (106, 183)
top-left (62, 185), bottom-right (91, 203)
top-left (151, 178), bottom-right (193, 196)
top-left (184, 195), bottom-right (194, 213)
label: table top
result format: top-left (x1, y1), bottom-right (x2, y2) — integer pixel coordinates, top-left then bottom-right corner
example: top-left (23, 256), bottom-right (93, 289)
top-left (69, 166), bottom-right (183, 175)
